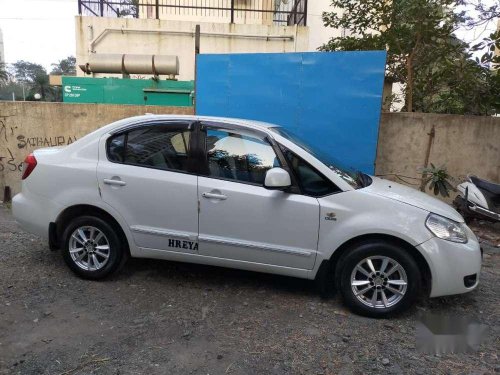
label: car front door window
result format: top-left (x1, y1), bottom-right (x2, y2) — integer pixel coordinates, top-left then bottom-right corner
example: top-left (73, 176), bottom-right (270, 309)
top-left (280, 145), bottom-right (341, 197)
top-left (205, 129), bottom-right (280, 185)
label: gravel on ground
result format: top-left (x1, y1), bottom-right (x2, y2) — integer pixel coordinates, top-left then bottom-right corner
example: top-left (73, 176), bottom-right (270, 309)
top-left (0, 205), bottom-right (498, 375)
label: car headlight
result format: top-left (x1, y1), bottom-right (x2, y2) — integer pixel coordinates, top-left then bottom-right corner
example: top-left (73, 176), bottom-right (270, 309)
top-left (425, 213), bottom-right (468, 243)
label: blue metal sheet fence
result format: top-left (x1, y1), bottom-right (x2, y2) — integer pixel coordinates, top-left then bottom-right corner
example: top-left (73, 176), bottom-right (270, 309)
top-left (196, 51), bottom-right (387, 174)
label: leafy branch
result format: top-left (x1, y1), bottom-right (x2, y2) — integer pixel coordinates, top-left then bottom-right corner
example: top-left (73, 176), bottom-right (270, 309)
top-left (421, 164), bottom-right (457, 197)
top-left (320, 0), bottom-right (500, 115)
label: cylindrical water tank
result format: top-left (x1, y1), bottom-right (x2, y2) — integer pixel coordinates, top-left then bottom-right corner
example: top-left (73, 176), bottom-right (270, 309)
top-left (79, 54), bottom-right (179, 76)
top-left (124, 54), bottom-right (154, 74)
top-left (153, 55), bottom-right (180, 75)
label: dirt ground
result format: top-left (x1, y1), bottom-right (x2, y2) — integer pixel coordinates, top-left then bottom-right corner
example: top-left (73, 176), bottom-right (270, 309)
top-left (0, 205), bottom-right (499, 375)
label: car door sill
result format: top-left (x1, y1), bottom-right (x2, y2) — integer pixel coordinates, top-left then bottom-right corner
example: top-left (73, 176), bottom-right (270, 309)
top-left (135, 246), bottom-right (313, 279)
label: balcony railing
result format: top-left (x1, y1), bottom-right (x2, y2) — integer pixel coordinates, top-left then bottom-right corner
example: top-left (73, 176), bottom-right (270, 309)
top-left (78, 0), bottom-right (308, 26)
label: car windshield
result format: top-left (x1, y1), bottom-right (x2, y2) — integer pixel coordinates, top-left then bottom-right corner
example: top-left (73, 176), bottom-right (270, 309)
top-left (270, 127), bottom-right (366, 189)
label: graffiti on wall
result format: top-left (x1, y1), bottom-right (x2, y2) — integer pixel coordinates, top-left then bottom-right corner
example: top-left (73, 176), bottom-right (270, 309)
top-left (0, 115), bottom-right (78, 173)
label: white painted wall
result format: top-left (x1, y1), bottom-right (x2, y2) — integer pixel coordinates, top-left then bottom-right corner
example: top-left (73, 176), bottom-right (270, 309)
top-left (75, 16), bottom-right (309, 81)
top-left (306, 0), bottom-right (345, 51)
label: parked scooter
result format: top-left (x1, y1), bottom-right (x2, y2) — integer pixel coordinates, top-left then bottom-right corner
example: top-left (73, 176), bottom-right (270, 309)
top-left (454, 176), bottom-right (500, 222)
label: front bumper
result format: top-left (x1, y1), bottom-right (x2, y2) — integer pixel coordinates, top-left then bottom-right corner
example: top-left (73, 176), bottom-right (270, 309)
top-left (417, 225), bottom-right (482, 298)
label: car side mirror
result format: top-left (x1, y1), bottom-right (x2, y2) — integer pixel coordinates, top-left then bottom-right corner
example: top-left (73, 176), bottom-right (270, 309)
top-left (264, 168), bottom-right (291, 190)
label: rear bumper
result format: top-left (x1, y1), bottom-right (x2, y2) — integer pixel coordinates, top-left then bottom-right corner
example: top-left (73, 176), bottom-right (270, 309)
top-left (417, 226), bottom-right (482, 297)
top-left (12, 192), bottom-right (62, 239)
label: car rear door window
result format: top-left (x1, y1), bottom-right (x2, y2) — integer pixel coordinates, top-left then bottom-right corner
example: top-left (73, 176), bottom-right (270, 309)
top-left (107, 125), bottom-right (192, 173)
top-left (204, 128), bottom-right (281, 185)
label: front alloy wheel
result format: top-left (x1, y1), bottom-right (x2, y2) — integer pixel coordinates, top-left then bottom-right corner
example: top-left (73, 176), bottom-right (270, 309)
top-left (350, 256), bottom-right (408, 309)
top-left (338, 241), bottom-right (420, 318)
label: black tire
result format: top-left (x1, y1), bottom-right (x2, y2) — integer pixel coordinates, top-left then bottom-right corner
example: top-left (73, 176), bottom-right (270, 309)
top-left (336, 240), bottom-right (421, 318)
top-left (61, 215), bottom-right (128, 280)
top-left (453, 196), bottom-right (473, 223)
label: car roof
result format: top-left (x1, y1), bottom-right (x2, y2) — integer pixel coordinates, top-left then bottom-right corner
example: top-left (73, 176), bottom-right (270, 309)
top-left (124, 114), bottom-right (281, 132)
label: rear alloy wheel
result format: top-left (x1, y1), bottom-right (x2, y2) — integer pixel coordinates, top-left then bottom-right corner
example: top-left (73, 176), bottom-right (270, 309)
top-left (69, 226), bottom-right (111, 272)
top-left (62, 216), bottom-right (127, 279)
top-left (337, 241), bottom-right (420, 318)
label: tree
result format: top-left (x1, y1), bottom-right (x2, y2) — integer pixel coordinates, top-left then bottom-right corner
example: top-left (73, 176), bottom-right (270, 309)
top-left (0, 62), bottom-right (9, 84)
top-left (460, 0), bottom-right (500, 68)
top-left (0, 80), bottom-right (25, 101)
top-left (11, 60), bottom-right (55, 101)
top-left (51, 56), bottom-right (77, 76)
top-left (412, 47), bottom-right (500, 115)
top-left (12, 60), bottom-right (47, 83)
top-left (319, 0), bottom-right (500, 115)
top-left (117, 0), bottom-right (139, 17)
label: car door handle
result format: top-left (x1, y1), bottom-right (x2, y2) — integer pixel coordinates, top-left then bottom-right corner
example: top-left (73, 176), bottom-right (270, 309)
top-left (202, 192), bottom-right (227, 200)
top-left (103, 178), bottom-right (127, 186)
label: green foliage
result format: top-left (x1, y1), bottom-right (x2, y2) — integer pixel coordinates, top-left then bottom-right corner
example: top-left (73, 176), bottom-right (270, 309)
top-left (51, 56), bottom-right (77, 76)
top-left (413, 46), bottom-right (500, 115)
top-left (422, 164), bottom-right (456, 197)
top-left (0, 80), bottom-right (25, 101)
top-left (465, 0), bottom-right (500, 68)
top-left (320, 0), bottom-right (500, 115)
top-left (0, 63), bottom-right (8, 84)
top-left (117, 0), bottom-right (139, 17)
top-left (12, 60), bottom-right (47, 83)
top-left (6, 60), bottom-right (56, 101)
top-left (13, 61), bottom-right (52, 101)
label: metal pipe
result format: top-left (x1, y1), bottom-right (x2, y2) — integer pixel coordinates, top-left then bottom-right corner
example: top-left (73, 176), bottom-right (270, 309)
top-left (89, 27), bottom-right (295, 52)
top-left (293, 24), bottom-right (298, 51)
top-left (195, 25), bottom-right (200, 54)
top-left (303, 0), bottom-right (308, 26)
top-left (230, 0), bottom-right (235, 23)
top-left (194, 24), bottom-right (200, 114)
top-left (419, 125), bottom-right (436, 192)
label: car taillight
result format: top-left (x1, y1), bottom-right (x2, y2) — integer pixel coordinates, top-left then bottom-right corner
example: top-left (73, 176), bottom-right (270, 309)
top-left (22, 153), bottom-right (37, 180)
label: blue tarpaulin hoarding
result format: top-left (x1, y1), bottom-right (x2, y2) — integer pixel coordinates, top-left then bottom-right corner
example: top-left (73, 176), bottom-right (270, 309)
top-left (196, 51), bottom-right (387, 174)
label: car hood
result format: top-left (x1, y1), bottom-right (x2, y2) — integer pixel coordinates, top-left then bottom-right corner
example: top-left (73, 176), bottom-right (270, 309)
top-left (365, 177), bottom-right (463, 222)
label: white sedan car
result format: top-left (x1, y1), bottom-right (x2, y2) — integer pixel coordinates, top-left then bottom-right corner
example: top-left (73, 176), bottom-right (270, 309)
top-left (13, 115), bottom-right (481, 317)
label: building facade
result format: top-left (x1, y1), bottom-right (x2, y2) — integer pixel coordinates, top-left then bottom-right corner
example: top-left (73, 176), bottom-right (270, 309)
top-left (0, 28), bottom-right (5, 64)
top-left (75, 0), bottom-right (344, 81)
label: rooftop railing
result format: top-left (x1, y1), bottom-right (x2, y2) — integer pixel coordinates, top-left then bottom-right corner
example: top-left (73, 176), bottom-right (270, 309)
top-left (78, 0), bottom-right (308, 26)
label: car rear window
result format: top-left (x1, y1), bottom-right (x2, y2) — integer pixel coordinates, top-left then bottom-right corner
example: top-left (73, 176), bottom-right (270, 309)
top-left (107, 125), bottom-right (192, 173)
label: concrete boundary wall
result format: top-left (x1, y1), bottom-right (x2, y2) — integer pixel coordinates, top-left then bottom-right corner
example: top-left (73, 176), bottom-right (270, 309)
top-left (375, 113), bottom-right (500, 194)
top-left (0, 102), bottom-right (193, 197)
top-left (1, 102), bottom-right (499, 198)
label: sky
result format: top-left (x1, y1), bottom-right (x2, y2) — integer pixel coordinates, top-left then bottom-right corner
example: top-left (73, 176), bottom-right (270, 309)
top-left (0, 0), bottom-right (78, 70)
top-left (0, 0), bottom-right (498, 72)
